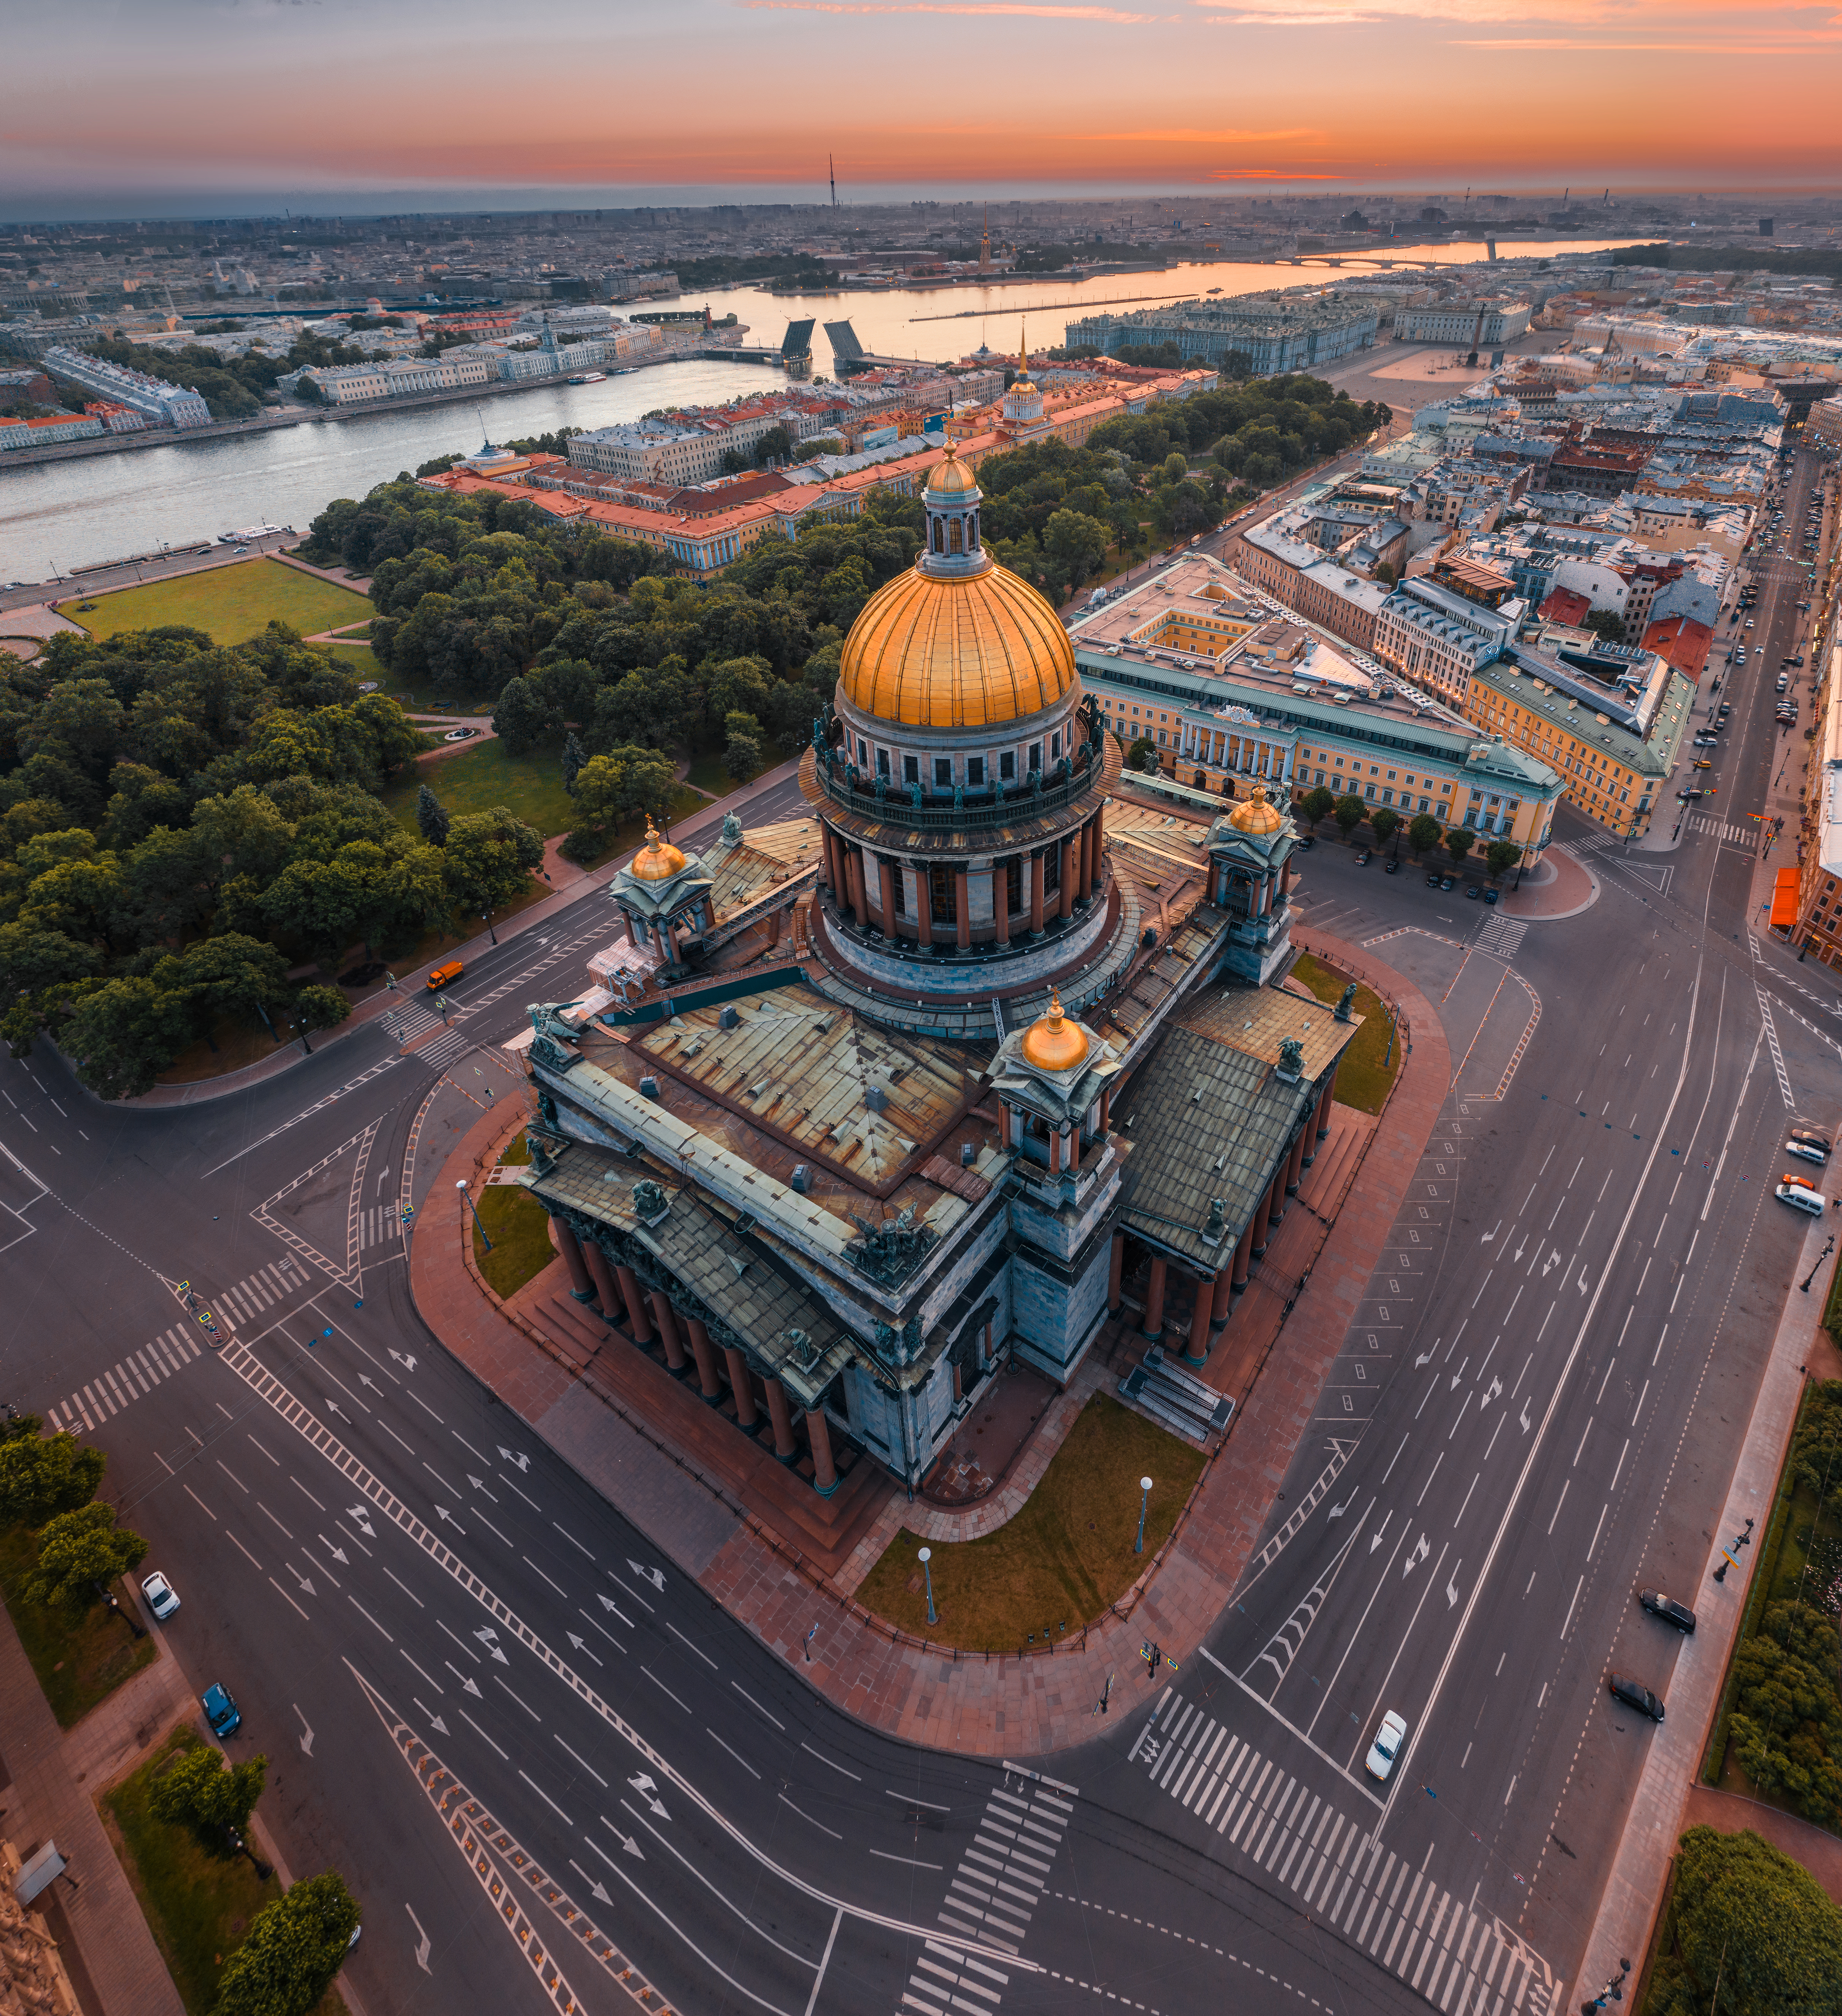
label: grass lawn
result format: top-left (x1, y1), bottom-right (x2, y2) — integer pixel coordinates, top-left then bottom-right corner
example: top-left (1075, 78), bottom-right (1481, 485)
top-left (103, 1728), bottom-right (342, 2016)
top-left (0, 1523), bottom-right (157, 1727)
top-left (324, 641), bottom-right (386, 685)
top-left (385, 737), bottom-right (578, 839)
top-left (60, 557), bottom-right (372, 645)
top-left (853, 1395), bottom-right (1205, 1651)
top-left (1290, 951), bottom-right (1400, 1115)
top-left (685, 737), bottom-right (781, 797)
top-left (473, 1134), bottom-right (558, 1298)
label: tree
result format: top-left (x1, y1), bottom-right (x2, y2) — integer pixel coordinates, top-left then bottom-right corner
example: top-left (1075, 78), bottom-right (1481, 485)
top-left (150, 1743), bottom-right (268, 1838)
top-left (1301, 786), bottom-right (1335, 827)
top-left (1583, 608), bottom-right (1626, 643)
top-left (1484, 839), bottom-right (1521, 882)
top-left (442, 808), bottom-right (544, 920)
top-left (213, 1871), bottom-right (361, 2016)
top-left (1407, 813), bottom-right (1442, 860)
top-left (26, 1501), bottom-right (148, 1612)
top-left (1646, 1827), bottom-right (1842, 2016)
top-left (561, 730), bottom-right (587, 794)
top-left (1372, 561), bottom-right (1397, 586)
top-left (415, 784), bottom-right (450, 847)
top-left (1160, 451), bottom-right (1190, 486)
top-left (292, 986), bottom-right (350, 1056)
top-left (61, 976), bottom-right (196, 1100)
top-left (753, 423), bottom-right (793, 467)
top-left (0, 1415), bottom-right (106, 1527)
top-left (566, 747), bottom-right (677, 859)
top-left (491, 676), bottom-right (555, 756)
top-left (1041, 509), bottom-right (1111, 598)
top-left (1369, 806), bottom-right (1402, 850)
top-left (1333, 793), bottom-right (1367, 841)
top-left (153, 935), bottom-right (291, 1034)
top-left (1728, 1599), bottom-right (1842, 1826)
top-left (722, 710), bottom-right (763, 783)
top-left (1127, 736), bottom-right (1159, 774)
top-left (1444, 827), bottom-right (1476, 867)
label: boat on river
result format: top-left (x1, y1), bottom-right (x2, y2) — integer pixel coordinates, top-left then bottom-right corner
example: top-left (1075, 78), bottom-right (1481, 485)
top-left (217, 523), bottom-right (287, 544)
top-left (567, 370), bottom-right (606, 385)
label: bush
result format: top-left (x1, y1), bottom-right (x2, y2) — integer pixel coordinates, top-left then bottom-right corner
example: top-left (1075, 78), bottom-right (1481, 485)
top-left (1647, 1827), bottom-right (1842, 2016)
top-left (213, 1870), bottom-right (360, 2016)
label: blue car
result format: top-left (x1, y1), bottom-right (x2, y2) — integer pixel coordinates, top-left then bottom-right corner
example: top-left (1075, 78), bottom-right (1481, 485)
top-left (202, 1683), bottom-right (242, 1738)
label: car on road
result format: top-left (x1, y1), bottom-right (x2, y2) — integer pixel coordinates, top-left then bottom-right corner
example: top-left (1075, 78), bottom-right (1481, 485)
top-left (1777, 675), bottom-right (1790, 691)
top-left (141, 1571), bottom-right (180, 1620)
top-left (1639, 1590), bottom-right (1697, 1633)
top-left (1790, 1127), bottom-right (1832, 1156)
top-left (1295, 833), bottom-right (1315, 850)
top-left (1789, 1138), bottom-right (1832, 1167)
top-left (1426, 871), bottom-right (1442, 887)
top-left (1677, 789), bottom-right (1704, 802)
top-left (426, 958), bottom-right (464, 991)
top-left (1384, 859), bottom-right (1401, 874)
top-left (1691, 760), bottom-right (1712, 771)
top-left (1438, 874), bottom-right (1454, 891)
top-left (202, 1682), bottom-right (242, 1737)
top-left (1745, 618), bottom-right (1756, 628)
top-left (1483, 888), bottom-right (1500, 905)
top-left (1465, 882), bottom-right (1481, 900)
top-left (1607, 1673), bottom-right (1666, 1722)
top-left (1777, 1176), bottom-right (1826, 1216)
top-left (1353, 847), bottom-right (1371, 865)
top-left (1365, 1709), bottom-right (1409, 1781)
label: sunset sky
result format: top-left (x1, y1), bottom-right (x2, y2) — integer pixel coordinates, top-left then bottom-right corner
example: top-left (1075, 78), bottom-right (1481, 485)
top-left (8, 0), bottom-right (1840, 217)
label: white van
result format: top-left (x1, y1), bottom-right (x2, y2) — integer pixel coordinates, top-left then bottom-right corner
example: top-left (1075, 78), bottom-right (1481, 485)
top-left (1777, 1176), bottom-right (1826, 1215)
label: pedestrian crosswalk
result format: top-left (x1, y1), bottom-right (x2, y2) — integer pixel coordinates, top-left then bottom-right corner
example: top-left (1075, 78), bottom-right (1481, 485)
top-left (1475, 916), bottom-right (1526, 959)
top-left (1684, 814), bottom-right (1752, 844)
top-left (47, 1328), bottom-right (203, 1433)
top-left (205, 1257), bottom-right (314, 1331)
top-left (354, 1204), bottom-right (401, 1251)
top-left (416, 1026), bottom-right (472, 1072)
top-left (1131, 1690), bottom-right (1556, 2016)
top-left (900, 1773), bottom-right (1075, 2016)
top-left (381, 1002), bottom-right (445, 1045)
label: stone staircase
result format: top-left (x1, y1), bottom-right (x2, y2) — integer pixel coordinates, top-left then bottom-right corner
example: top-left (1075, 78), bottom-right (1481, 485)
top-left (1119, 1344), bottom-right (1235, 1446)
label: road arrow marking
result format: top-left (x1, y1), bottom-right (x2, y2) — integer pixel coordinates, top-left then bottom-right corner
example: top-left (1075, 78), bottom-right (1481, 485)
top-left (326, 1400), bottom-right (351, 1422)
top-left (294, 1704), bottom-right (313, 1756)
top-left (1481, 1377), bottom-right (1503, 1410)
top-left (569, 1858), bottom-right (614, 1905)
top-left (1415, 1351), bottom-right (1434, 1368)
top-left (1370, 1513), bottom-right (1391, 1553)
top-left (1481, 1221), bottom-right (1500, 1243)
top-left (389, 1350), bottom-right (418, 1373)
top-left (497, 1446), bottom-right (529, 1472)
top-left (1404, 1533), bottom-right (1430, 1576)
top-left (1326, 1493), bottom-right (1356, 1521)
top-left (596, 1595), bottom-right (634, 1629)
top-left (1519, 1401), bottom-right (1532, 1434)
top-left (1446, 1563), bottom-right (1463, 1609)
top-left (405, 1903), bottom-right (432, 1974)
top-left (434, 1505), bottom-right (467, 1536)
top-left (626, 1773), bottom-right (668, 1818)
top-left (319, 1535), bottom-right (350, 1564)
top-left (288, 1563), bottom-right (316, 1596)
top-left (473, 1626), bottom-right (508, 1665)
top-left (467, 1474), bottom-right (499, 1501)
top-left (627, 1560), bottom-right (666, 1593)
top-left (345, 1506), bottom-right (375, 1537)
top-left (359, 1374), bottom-right (380, 1392)
top-left (567, 1631), bottom-right (603, 1668)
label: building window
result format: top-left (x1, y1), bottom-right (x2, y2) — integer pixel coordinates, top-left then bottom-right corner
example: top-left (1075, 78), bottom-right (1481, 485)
top-left (888, 858), bottom-right (907, 915)
top-left (904, 754), bottom-right (919, 785)
top-left (857, 738), bottom-right (869, 765)
top-left (1000, 751), bottom-right (1016, 782)
top-left (1006, 857), bottom-right (1022, 915)
top-left (877, 748), bottom-right (890, 777)
top-left (935, 758), bottom-right (952, 789)
top-left (1030, 743), bottom-right (1042, 773)
top-left (930, 865), bottom-right (954, 922)
top-left (967, 757), bottom-right (985, 787)
top-left (1052, 731), bottom-right (1062, 760)
top-left (1043, 846), bottom-right (1061, 894)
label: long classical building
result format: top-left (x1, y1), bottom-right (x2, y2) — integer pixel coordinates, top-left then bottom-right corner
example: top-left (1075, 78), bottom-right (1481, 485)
top-left (508, 448), bottom-right (1366, 1499)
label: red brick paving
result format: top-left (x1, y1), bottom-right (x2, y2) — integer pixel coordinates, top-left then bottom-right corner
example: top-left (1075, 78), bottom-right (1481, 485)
top-left (410, 931), bottom-right (1452, 1755)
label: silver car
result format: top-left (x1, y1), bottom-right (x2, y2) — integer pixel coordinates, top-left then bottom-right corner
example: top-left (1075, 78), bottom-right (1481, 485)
top-left (141, 1570), bottom-right (180, 1620)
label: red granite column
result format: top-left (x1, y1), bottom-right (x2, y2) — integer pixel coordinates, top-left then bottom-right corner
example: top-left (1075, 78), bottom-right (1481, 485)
top-left (1232, 1215), bottom-right (1256, 1289)
top-left (878, 855), bottom-right (898, 937)
top-left (1058, 834), bottom-right (1074, 919)
top-left (1093, 801), bottom-right (1105, 886)
top-left (1210, 1266), bottom-right (1235, 1330)
top-left (685, 1315), bottom-right (723, 1401)
top-left (615, 1266), bottom-right (653, 1343)
top-left (551, 1216), bottom-right (595, 1302)
top-left (1267, 1165), bottom-right (1288, 1224)
top-left (1140, 1255), bottom-right (1167, 1340)
top-left (822, 825), bottom-right (842, 898)
top-left (580, 1240), bottom-right (620, 1320)
top-left (1315, 1070), bottom-right (1337, 1140)
top-left (806, 1410), bottom-right (839, 1496)
top-left (917, 865), bottom-right (933, 948)
top-left (763, 1378), bottom-right (799, 1463)
top-left (1286, 1128), bottom-right (1309, 1194)
top-left (1182, 1274), bottom-right (1213, 1365)
top-left (650, 1291), bottom-right (689, 1374)
top-left (1047, 1127), bottom-right (1062, 1175)
top-left (1030, 850), bottom-right (1045, 935)
top-left (723, 1348), bottom-right (761, 1432)
top-left (1107, 1231), bottom-right (1125, 1315)
top-left (846, 846), bottom-right (866, 926)
top-left (994, 860), bottom-right (1011, 946)
top-left (955, 865), bottom-right (970, 949)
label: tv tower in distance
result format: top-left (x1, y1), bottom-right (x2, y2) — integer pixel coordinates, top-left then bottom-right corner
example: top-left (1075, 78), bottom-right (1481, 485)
top-left (830, 154), bottom-right (837, 208)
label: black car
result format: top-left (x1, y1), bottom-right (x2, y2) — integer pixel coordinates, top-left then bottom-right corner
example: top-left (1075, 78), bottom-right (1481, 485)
top-left (1295, 833), bottom-right (1315, 850)
top-left (1426, 871), bottom-right (1442, 887)
top-left (1354, 847), bottom-right (1371, 865)
top-left (1465, 882), bottom-right (1481, 900)
top-left (1384, 859), bottom-right (1401, 874)
top-left (1790, 1126), bottom-right (1833, 1155)
top-left (1608, 1673), bottom-right (1665, 1722)
top-left (1639, 1590), bottom-right (1697, 1633)
top-left (1438, 875), bottom-right (1455, 892)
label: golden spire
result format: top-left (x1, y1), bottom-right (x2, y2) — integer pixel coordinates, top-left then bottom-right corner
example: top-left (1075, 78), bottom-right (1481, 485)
top-left (1020, 986), bottom-right (1091, 1073)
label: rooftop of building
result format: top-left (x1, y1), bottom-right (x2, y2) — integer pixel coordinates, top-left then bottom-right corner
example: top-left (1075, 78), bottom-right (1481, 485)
top-left (1476, 641), bottom-right (1693, 777)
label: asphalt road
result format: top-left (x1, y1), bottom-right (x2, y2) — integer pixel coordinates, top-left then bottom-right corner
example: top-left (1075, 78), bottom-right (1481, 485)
top-left (0, 455), bottom-right (1832, 2016)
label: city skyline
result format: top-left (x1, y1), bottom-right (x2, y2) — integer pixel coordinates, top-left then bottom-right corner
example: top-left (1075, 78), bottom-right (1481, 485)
top-left (6, 0), bottom-right (1840, 218)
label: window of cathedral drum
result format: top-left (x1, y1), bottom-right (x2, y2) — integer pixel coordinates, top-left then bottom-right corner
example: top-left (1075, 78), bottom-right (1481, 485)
top-left (904, 754), bottom-right (920, 784)
top-left (935, 757), bottom-right (952, 789)
top-left (949, 517), bottom-right (963, 555)
top-left (1043, 846), bottom-right (1061, 894)
top-left (876, 747), bottom-right (890, 777)
top-left (969, 511), bottom-right (979, 548)
top-left (931, 518), bottom-right (944, 554)
top-left (888, 857), bottom-right (907, 915)
top-left (1000, 750), bottom-right (1016, 782)
top-left (967, 757), bottom-right (985, 787)
top-left (930, 864), bottom-right (954, 922)
top-left (1005, 857), bottom-right (1022, 915)
top-left (1029, 743), bottom-right (1042, 774)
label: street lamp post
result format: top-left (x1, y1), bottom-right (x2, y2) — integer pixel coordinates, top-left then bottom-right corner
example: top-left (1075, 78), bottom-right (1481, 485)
top-left (457, 1178), bottom-right (492, 1251)
top-left (483, 909), bottom-right (498, 947)
top-left (1800, 1234), bottom-right (1834, 1293)
top-left (1135, 1475), bottom-right (1154, 1554)
top-left (1712, 1517), bottom-right (1755, 1584)
top-left (918, 1546), bottom-right (936, 1626)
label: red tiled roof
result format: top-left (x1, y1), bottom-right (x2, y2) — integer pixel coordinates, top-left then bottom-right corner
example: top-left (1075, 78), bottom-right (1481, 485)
top-left (1642, 614), bottom-right (1713, 681)
top-left (1538, 586), bottom-right (1592, 625)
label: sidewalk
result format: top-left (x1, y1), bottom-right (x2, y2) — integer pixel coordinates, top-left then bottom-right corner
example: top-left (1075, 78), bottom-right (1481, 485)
top-left (108, 752), bottom-right (804, 1110)
top-left (0, 1607), bottom-right (185, 2016)
top-left (1572, 1209), bottom-right (1842, 2010)
top-left (407, 927), bottom-right (1453, 1754)
top-left (1503, 845), bottom-right (1599, 922)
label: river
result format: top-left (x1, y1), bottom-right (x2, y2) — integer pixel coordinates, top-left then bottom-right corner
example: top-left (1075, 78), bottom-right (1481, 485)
top-left (1, 236), bottom-right (1645, 579)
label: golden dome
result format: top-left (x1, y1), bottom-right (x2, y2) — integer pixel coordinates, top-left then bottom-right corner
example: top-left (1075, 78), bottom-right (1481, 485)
top-left (630, 819), bottom-right (687, 881)
top-left (839, 558), bottom-right (1077, 728)
top-left (1020, 989), bottom-right (1091, 1074)
top-left (1229, 784), bottom-right (1284, 836)
top-left (925, 447), bottom-right (979, 498)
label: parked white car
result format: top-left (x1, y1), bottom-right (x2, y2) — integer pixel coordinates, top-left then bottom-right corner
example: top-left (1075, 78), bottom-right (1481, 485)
top-left (141, 1570), bottom-right (180, 1619)
top-left (1365, 1709), bottom-right (1408, 1781)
